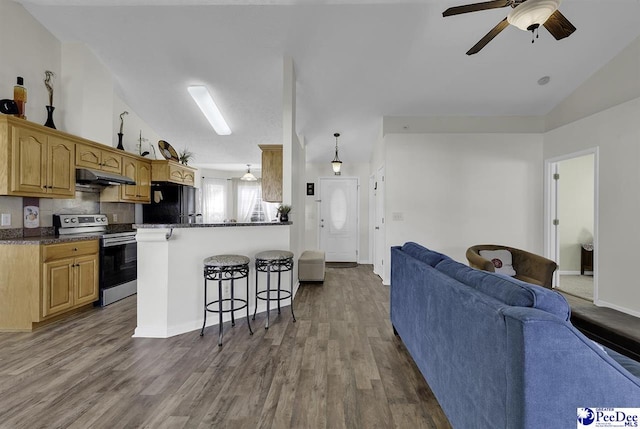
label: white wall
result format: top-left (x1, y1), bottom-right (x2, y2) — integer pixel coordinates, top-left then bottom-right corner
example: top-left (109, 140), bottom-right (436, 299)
top-left (0, 0), bottom-right (161, 230)
top-left (546, 35), bottom-right (640, 132)
top-left (558, 154), bottom-right (594, 272)
top-left (304, 162), bottom-right (370, 263)
top-left (545, 97), bottom-right (640, 316)
top-left (382, 132), bottom-right (544, 284)
top-left (0, 0), bottom-right (60, 126)
top-left (283, 57), bottom-right (306, 283)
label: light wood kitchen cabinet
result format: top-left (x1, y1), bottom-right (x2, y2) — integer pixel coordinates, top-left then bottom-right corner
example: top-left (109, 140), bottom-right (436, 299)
top-left (0, 239), bottom-right (99, 331)
top-left (259, 144), bottom-right (282, 202)
top-left (75, 143), bottom-right (123, 174)
top-left (0, 116), bottom-right (75, 198)
top-left (42, 241), bottom-right (98, 318)
top-left (102, 155), bottom-right (151, 203)
top-left (151, 160), bottom-right (196, 186)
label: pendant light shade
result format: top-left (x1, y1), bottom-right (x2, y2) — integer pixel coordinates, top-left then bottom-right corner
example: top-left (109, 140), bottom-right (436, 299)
top-left (241, 164), bottom-right (257, 181)
top-left (331, 132), bottom-right (342, 175)
top-left (507, 0), bottom-right (560, 31)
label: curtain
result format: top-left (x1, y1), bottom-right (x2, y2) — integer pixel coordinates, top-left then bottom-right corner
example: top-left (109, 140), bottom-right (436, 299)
top-left (200, 177), bottom-right (228, 223)
top-left (262, 201), bottom-right (279, 222)
top-left (237, 180), bottom-right (261, 222)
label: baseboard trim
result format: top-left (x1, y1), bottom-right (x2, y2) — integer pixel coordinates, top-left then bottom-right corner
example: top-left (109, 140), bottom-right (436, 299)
top-left (593, 300), bottom-right (640, 319)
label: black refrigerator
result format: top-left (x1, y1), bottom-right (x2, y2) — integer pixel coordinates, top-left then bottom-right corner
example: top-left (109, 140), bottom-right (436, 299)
top-left (143, 183), bottom-right (197, 224)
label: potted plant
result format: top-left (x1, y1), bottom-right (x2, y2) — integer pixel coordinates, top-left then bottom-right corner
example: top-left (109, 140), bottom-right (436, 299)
top-left (277, 204), bottom-right (292, 222)
top-left (179, 148), bottom-right (194, 165)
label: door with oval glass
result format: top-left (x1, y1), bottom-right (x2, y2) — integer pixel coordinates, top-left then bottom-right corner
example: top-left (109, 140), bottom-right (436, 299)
top-left (319, 177), bottom-right (358, 262)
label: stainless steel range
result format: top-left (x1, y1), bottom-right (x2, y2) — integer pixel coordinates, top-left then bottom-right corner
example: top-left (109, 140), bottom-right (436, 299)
top-left (54, 214), bottom-right (137, 306)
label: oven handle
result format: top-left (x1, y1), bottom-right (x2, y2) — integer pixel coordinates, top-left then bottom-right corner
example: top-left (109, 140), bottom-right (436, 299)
top-left (102, 238), bottom-right (137, 247)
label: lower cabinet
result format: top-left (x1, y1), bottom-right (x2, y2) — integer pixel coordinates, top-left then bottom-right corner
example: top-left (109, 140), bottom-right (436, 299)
top-left (0, 239), bottom-right (99, 331)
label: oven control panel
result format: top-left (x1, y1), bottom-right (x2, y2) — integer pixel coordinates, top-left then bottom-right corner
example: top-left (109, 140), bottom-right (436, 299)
top-left (53, 214), bottom-right (109, 232)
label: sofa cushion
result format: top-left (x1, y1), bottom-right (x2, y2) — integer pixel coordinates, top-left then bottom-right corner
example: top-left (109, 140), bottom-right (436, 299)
top-left (435, 257), bottom-right (570, 321)
top-left (400, 242), bottom-right (450, 267)
top-left (479, 249), bottom-right (516, 276)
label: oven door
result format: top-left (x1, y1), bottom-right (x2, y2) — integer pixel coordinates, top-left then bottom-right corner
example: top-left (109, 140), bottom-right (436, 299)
top-left (99, 238), bottom-right (137, 306)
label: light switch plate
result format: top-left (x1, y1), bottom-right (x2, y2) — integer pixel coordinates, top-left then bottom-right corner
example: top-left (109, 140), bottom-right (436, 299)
top-left (1, 213), bottom-right (11, 226)
top-left (392, 212), bottom-right (404, 222)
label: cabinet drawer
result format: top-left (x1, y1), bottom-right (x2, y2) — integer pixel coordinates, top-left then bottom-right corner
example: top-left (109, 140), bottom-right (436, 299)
top-left (43, 240), bottom-right (99, 262)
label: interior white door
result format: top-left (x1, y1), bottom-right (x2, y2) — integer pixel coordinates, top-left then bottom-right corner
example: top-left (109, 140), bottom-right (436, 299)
top-left (319, 177), bottom-right (358, 262)
top-left (373, 167), bottom-right (385, 276)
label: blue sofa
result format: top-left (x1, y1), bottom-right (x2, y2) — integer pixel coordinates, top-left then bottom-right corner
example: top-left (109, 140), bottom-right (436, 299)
top-left (390, 242), bottom-right (640, 429)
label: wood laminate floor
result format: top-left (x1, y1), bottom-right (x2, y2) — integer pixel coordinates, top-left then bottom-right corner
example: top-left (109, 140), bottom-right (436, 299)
top-left (0, 265), bottom-right (450, 429)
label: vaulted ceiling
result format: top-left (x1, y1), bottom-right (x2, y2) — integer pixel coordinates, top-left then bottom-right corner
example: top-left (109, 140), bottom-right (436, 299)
top-left (19, 0), bottom-right (640, 169)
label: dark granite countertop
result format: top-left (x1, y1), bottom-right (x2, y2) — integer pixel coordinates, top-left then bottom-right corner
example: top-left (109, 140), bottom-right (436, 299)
top-left (134, 221), bottom-right (292, 229)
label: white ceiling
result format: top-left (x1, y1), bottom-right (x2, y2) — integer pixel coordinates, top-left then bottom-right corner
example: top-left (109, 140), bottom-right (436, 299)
top-left (19, 0), bottom-right (640, 169)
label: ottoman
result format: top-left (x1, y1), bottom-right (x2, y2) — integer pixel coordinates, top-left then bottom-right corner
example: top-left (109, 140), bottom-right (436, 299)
top-left (298, 250), bottom-right (325, 282)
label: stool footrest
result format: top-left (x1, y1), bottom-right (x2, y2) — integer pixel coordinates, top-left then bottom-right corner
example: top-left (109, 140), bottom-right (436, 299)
top-left (205, 298), bottom-right (249, 314)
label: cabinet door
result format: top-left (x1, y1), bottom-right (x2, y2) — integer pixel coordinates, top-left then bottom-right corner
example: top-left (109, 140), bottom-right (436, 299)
top-left (100, 151), bottom-right (122, 174)
top-left (181, 169), bottom-right (195, 186)
top-left (43, 258), bottom-right (74, 317)
top-left (169, 164), bottom-right (185, 184)
top-left (260, 145), bottom-right (283, 202)
top-left (74, 254), bottom-right (98, 306)
top-left (137, 161), bottom-right (151, 202)
top-left (47, 136), bottom-right (75, 197)
top-left (11, 126), bottom-right (47, 194)
top-left (121, 157), bottom-right (138, 201)
top-left (75, 143), bottom-right (102, 170)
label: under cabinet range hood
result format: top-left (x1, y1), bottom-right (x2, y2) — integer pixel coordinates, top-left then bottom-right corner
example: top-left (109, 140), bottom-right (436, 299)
top-left (76, 168), bottom-right (135, 186)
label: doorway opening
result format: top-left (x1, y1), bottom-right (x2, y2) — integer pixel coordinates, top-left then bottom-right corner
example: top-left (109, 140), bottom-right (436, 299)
top-left (545, 148), bottom-right (598, 302)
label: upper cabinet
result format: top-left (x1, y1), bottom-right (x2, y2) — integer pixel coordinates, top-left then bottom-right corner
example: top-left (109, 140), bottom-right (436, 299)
top-left (102, 155), bottom-right (151, 203)
top-left (151, 160), bottom-right (197, 186)
top-left (0, 116), bottom-right (74, 198)
top-left (260, 144), bottom-right (282, 203)
top-left (76, 143), bottom-right (122, 174)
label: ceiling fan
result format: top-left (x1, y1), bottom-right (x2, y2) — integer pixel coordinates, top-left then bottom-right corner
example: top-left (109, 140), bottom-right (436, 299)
top-left (443, 0), bottom-right (576, 55)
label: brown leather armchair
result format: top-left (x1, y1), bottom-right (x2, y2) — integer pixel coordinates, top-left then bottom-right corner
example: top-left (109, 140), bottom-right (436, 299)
top-left (466, 244), bottom-right (558, 289)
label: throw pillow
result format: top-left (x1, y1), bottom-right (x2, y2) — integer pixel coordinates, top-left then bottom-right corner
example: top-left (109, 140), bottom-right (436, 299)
top-left (479, 249), bottom-right (516, 277)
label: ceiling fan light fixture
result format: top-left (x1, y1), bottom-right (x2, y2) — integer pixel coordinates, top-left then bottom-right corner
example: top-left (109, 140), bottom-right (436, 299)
top-left (507, 0), bottom-right (560, 32)
top-left (241, 164), bottom-right (257, 181)
top-left (187, 85), bottom-right (232, 136)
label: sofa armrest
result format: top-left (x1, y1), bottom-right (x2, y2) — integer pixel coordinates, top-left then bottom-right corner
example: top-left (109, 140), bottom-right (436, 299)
top-left (465, 247), bottom-right (495, 272)
top-left (502, 307), bottom-right (640, 429)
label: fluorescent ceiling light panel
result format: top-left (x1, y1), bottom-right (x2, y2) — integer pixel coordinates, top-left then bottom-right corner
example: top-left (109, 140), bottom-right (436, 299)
top-left (187, 85), bottom-right (232, 135)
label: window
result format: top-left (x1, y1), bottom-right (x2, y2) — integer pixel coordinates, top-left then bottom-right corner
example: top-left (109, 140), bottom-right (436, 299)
top-left (200, 178), bottom-right (227, 223)
top-left (237, 180), bottom-right (278, 222)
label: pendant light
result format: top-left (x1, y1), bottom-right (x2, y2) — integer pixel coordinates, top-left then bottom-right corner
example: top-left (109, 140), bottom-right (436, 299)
top-left (241, 164), bottom-right (257, 181)
top-left (331, 132), bottom-right (342, 175)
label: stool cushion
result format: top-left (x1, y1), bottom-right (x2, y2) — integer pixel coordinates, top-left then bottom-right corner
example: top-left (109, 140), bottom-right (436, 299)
top-left (255, 250), bottom-right (294, 261)
top-left (299, 250), bottom-right (325, 282)
top-left (204, 254), bottom-right (250, 267)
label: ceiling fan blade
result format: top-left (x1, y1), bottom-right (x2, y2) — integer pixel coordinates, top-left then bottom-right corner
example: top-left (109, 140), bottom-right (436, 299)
top-left (543, 10), bottom-right (577, 40)
top-left (443, 0), bottom-right (511, 17)
top-left (466, 17), bottom-right (509, 55)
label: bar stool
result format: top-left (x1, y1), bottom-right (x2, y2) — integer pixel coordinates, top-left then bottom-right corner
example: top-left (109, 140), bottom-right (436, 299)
top-left (253, 250), bottom-right (296, 329)
top-left (201, 254), bottom-right (253, 346)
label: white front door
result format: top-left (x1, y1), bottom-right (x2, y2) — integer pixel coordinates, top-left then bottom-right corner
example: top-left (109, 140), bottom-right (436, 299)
top-left (319, 177), bottom-right (358, 262)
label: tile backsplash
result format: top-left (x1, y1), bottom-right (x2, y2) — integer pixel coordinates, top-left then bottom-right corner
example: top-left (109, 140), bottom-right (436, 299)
top-left (0, 191), bottom-right (135, 229)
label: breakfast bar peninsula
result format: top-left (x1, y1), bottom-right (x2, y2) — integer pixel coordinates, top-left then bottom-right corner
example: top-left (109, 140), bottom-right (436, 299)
top-left (133, 221), bottom-right (294, 338)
